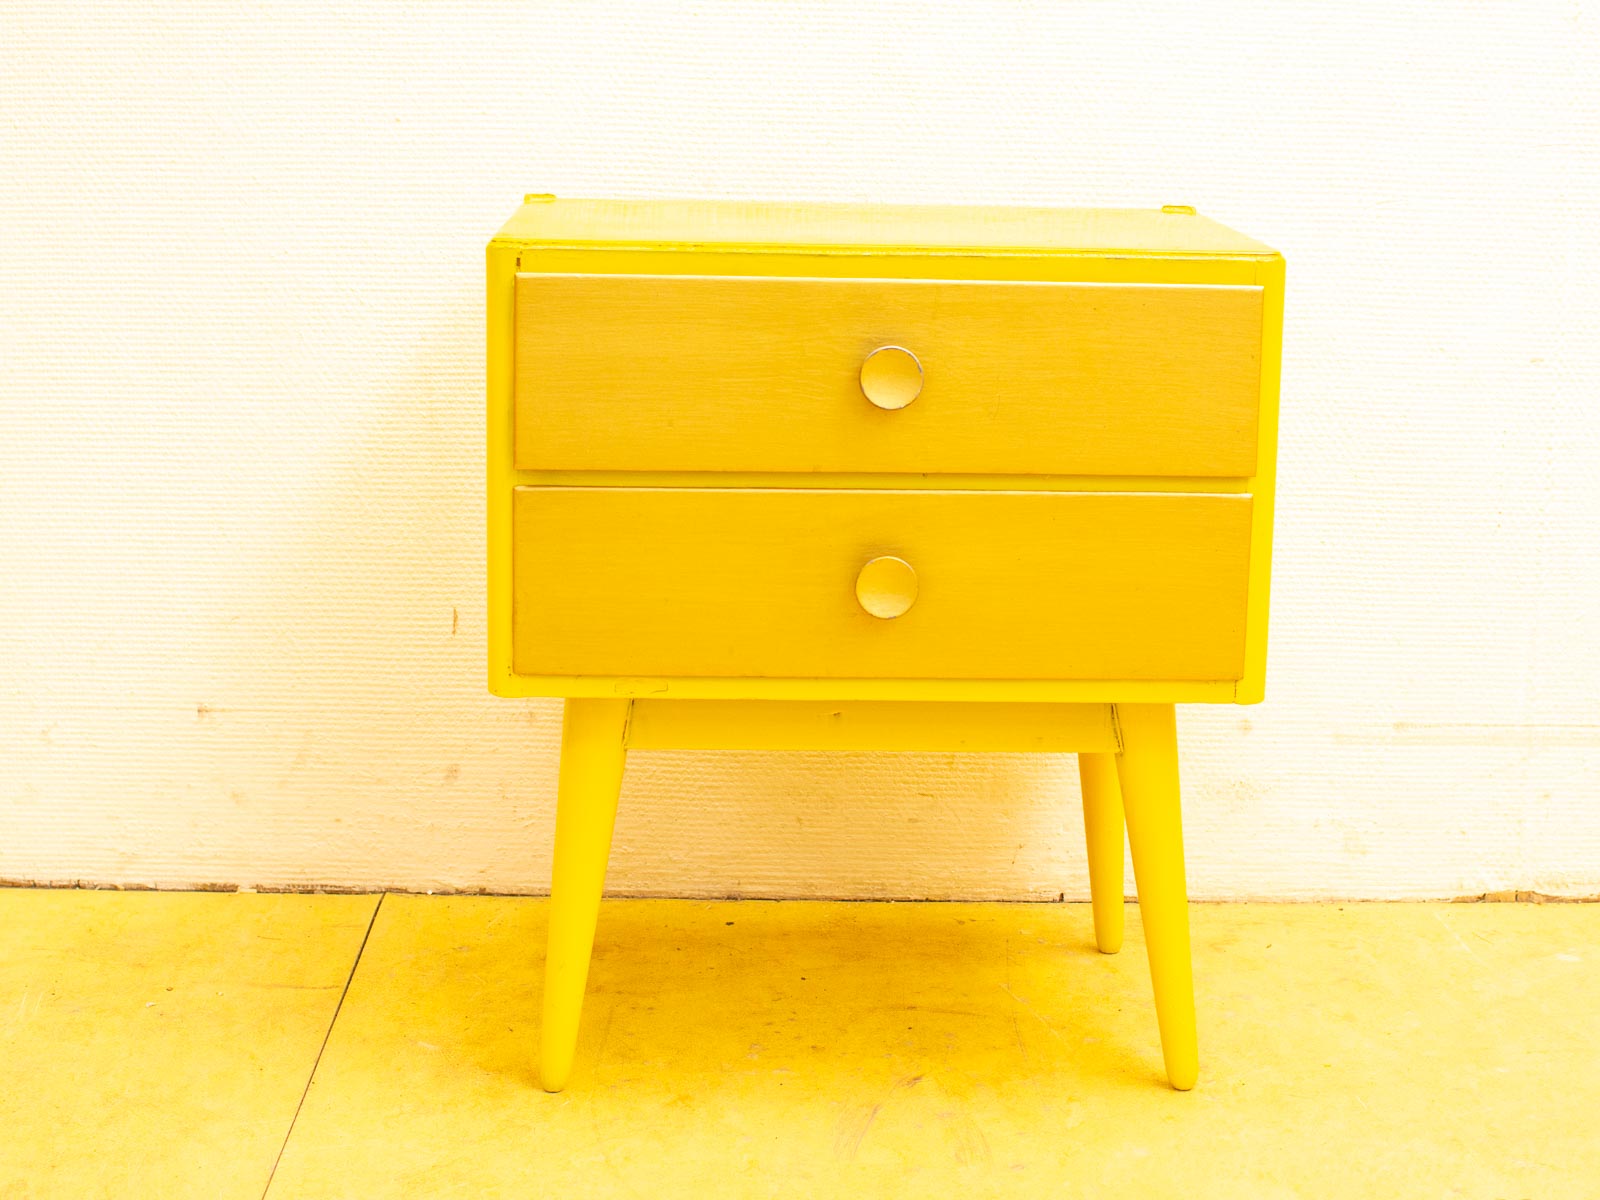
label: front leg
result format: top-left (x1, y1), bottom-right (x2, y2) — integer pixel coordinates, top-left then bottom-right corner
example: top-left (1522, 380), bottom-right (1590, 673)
top-left (540, 698), bottom-right (630, 1092)
top-left (1115, 702), bottom-right (1198, 1091)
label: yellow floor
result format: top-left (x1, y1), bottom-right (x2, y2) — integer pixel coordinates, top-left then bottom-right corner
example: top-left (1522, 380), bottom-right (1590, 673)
top-left (2, 892), bottom-right (1596, 1198)
top-left (0, 890), bottom-right (377, 1199)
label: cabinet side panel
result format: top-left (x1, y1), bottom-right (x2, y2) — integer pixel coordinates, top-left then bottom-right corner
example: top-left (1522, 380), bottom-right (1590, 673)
top-left (1235, 253), bottom-right (1285, 703)
top-left (487, 241), bottom-right (521, 696)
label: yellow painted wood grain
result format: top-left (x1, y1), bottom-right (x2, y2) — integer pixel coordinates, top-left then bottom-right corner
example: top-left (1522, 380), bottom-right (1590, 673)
top-left (514, 273), bottom-right (1263, 477)
top-left (497, 195), bottom-right (1278, 257)
top-left (626, 699), bottom-right (1120, 752)
top-left (511, 487), bottom-right (1253, 681)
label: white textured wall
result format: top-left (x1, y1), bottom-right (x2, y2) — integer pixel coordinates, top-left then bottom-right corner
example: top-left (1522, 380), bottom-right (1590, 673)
top-left (3, 2), bottom-right (1598, 900)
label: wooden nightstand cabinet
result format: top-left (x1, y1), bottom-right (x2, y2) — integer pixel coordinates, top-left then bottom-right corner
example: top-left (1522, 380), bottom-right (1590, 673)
top-left (488, 197), bottom-right (1284, 1092)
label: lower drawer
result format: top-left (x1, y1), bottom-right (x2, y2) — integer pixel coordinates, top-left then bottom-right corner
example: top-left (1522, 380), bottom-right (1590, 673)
top-left (511, 488), bottom-right (1253, 681)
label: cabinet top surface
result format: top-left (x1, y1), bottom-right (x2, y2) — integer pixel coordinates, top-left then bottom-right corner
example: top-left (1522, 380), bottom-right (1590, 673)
top-left (494, 197), bottom-right (1279, 258)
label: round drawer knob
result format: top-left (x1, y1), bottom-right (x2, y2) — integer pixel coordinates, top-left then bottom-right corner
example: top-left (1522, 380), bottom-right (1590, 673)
top-left (855, 555), bottom-right (918, 619)
top-left (859, 346), bottom-right (922, 410)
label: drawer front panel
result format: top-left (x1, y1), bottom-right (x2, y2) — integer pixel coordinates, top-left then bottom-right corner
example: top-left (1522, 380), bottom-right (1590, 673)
top-left (512, 488), bottom-right (1253, 681)
top-left (514, 274), bottom-right (1263, 477)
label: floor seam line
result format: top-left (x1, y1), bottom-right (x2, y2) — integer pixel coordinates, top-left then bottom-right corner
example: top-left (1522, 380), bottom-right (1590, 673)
top-left (261, 891), bottom-right (386, 1199)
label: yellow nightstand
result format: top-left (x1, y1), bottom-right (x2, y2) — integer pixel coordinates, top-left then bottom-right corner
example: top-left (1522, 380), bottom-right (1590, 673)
top-left (488, 196), bottom-right (1284, 1092)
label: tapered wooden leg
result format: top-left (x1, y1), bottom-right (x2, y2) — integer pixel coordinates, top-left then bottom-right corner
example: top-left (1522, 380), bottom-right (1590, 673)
top-left (1078, 752), bottom-right (1125, 954)
top-left (1114, 703), bottom-right (1198, 1091)
top-left (541, 698), bottom-right (630, 1092)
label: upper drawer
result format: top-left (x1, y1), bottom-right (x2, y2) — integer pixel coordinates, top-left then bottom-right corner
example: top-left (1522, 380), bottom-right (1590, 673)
top-left (514, 273), bottom-right (1263, 477)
